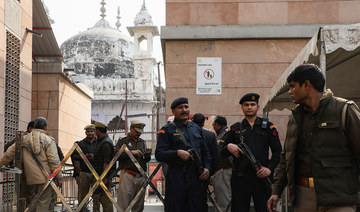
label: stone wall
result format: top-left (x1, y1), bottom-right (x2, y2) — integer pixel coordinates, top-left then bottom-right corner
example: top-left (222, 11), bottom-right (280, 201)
top-left (32, 73), bottom-right (92, 153)
top-left (163, 0), bottom-right (360, 143)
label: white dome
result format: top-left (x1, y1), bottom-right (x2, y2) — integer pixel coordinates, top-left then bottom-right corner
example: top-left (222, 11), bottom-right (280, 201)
top-left (60, 19), bottom-right (134, 78)
top-left (134, 4), bottom-right (153, 26)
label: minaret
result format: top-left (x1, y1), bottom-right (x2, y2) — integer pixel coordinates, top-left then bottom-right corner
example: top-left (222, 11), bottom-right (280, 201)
top-left (127, 1), bottom-right (159, 100)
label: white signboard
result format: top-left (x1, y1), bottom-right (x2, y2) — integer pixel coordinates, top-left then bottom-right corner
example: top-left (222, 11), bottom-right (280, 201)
top-left (196, 57), bottom-right (222, 95)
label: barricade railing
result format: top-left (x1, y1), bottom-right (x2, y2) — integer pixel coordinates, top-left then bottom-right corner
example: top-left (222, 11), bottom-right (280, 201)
top-left (7, 132), bottom-right (165, 212)
top-left (74, 143), bottom-right (122, 212)
top-left (118, 144), bottom-right (164, 211)
top-left (23, 142), bottom-right (76, 212)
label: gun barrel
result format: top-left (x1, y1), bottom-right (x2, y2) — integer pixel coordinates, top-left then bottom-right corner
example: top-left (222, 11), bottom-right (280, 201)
top-left (238, 142), bottom-right (272, 190)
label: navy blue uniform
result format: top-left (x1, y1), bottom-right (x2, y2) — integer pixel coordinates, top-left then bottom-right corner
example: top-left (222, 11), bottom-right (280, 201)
top-left (222, 117), bottom-right (282, 212)
top-left (155, 119), bottom-right (211, 212)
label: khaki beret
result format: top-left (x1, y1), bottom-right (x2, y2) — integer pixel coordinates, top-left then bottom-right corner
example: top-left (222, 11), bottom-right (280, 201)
top-left (84, 124), bottom-right (95, 130)
top-left (130, 120), bottom-right (145, 133)
top-left (94, 121), bottom-right (107, 128)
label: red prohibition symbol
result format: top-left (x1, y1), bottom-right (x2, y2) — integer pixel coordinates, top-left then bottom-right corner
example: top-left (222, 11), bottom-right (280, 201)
top-left (203, 69), bottom-right (214, 80)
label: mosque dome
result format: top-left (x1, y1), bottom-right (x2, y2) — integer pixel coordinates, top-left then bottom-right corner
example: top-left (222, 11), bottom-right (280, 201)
top-left (60, 6), bottom-right (134, 78)
top-left (134, 3), bottom-right (153, 26)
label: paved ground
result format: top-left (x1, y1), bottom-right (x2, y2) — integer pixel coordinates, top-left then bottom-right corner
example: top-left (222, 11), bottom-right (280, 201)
top-left (54, 194), bottom-right (223, 211)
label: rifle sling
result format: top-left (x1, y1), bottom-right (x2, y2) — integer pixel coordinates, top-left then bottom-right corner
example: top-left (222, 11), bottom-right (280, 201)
top-left (170, 122), bottom-right (202, 165)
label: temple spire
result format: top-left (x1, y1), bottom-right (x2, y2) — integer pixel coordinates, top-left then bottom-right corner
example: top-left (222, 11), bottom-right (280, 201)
top-left (115, 6), bottom-right (121, 30)
top-left (100, 0), bottom-right (106, 19)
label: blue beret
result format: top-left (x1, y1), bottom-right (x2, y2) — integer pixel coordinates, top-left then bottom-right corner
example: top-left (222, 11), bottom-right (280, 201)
top-left (170, 97), bottom-right (188, 109)
top-left (239, 93), bottom-right (260, 104)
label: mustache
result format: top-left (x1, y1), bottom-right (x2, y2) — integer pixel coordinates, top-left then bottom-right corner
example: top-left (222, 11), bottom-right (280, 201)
top-left (180, 112), bottom-right (189, 116)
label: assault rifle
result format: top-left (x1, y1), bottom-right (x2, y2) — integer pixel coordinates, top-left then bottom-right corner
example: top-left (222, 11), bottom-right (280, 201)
top-left (187, 148), bottom-right (204, 175)
top-left (238, 142), bottom-right (272, 190)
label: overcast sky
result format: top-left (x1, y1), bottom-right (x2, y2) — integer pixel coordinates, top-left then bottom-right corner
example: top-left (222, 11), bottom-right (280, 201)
top-left (44, 0), bottom-right (165, 63)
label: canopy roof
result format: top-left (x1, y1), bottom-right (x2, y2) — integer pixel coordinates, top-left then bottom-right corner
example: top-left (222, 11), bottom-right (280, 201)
top-left (33, 0), bottom-right (63, 63)
top-left (260, 23), bottom-right (360, 111)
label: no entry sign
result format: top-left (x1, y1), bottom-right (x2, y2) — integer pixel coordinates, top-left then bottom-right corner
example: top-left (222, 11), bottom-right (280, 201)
top-left (196, 57), bottom-right (222, 95)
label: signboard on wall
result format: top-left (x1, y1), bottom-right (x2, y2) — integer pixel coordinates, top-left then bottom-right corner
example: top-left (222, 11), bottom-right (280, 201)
top-left (196, 57), bottom-right (222, 95)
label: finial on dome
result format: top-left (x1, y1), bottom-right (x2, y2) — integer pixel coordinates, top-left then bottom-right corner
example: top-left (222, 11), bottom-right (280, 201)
top-left (115, 6), bottom-right (121, 31)
top-left (100, 0), bottom-right (106, 19)
top-left (141, 0), bottom-right (147, 11)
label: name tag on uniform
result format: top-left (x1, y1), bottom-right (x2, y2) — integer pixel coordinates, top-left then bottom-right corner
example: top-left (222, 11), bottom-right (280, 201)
top-left (173, 132), bottom-right (183, 136)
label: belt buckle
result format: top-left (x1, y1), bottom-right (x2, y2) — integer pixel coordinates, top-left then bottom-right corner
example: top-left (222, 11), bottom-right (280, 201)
top-left (308, 177), bottom-right (314, 188)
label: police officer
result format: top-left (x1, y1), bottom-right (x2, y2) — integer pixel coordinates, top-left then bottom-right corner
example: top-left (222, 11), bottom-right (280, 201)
top-left (221, 93), bottom-right (282, 212)
top-left (93, 121), bottom-right (114, 212)
top-left (115, 120), bottom-right (151, 212)
top-left (155, 97), bottom-right (211, 212)
top-left (71, 124), bottom-right (99, 212)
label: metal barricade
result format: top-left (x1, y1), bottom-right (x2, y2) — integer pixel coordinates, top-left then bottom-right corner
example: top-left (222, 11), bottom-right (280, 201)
top-left (0, 131), bottom-right (24, 212)
top-left (3, 133), bottom-right (165, 212)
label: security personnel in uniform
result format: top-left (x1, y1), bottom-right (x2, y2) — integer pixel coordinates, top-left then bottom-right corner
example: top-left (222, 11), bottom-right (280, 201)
top-left (71, 124), bottom-right (99, 212)
top-left (221, 93), bottom-right (282, 212)
top-left (155, 97), bottom-right (211, 212)
top-left (93, 121), bottom-right (114, 212)
top-left (115, 120), bottom-right (151, 212)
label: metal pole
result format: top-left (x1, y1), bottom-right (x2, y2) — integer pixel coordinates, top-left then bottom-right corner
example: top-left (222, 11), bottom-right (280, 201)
top-left (319, 27), bottom-right (327, 90)
top-left (15, 131), bottom-right (23, 212)
top-left (157, 61), bottom-right (162, 132)
top-left (125, 80), bottom-right (128, 134)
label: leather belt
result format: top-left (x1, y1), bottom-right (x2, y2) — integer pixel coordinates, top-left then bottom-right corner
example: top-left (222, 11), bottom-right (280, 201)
top-left (296, 176), bottom-right (314, 188)
top-left (121, 169), bottom-right (141, 178)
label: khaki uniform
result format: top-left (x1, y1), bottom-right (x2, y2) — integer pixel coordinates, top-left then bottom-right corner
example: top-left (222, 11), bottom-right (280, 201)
top-left (115, 134), bottom-right (150, 212)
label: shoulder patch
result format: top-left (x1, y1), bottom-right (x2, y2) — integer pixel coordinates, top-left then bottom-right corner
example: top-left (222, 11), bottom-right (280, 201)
top-left (270, 125), bottom-right (278, 137)
top-left (158, 130), bottom-right (165, 134)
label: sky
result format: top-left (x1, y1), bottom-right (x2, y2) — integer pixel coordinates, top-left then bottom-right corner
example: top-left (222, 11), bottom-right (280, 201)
top-left (44, 0), bottom-right (166, 74)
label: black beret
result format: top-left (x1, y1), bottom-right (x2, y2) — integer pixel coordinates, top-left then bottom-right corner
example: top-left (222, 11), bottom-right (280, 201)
top-left (170, 97), bottom-right (188, 109)
top-left (239, 93), bottom-right (260, 104)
